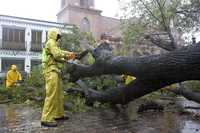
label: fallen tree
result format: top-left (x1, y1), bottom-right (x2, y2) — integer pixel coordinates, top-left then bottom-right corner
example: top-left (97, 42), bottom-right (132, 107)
top-left (64, 43), bottom-right (200, 105)
top-left (169, 84), bottom-right (200, 103)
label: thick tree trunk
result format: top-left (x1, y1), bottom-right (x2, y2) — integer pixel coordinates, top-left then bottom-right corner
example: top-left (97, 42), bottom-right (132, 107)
top-left (65, 44), bottom-right (200, 104)
top-left (170, 87), bottom-right (200, 104)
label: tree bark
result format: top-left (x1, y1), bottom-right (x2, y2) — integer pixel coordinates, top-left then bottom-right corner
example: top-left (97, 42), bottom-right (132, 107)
top-left (170, 87), bottom-right (200, 104)
top-left (144, 34), bottom-right (176, 51)
top-left (65, 43), bottom-right (200, 104)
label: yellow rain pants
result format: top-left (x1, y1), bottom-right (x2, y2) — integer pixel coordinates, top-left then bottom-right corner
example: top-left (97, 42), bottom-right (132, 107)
top-left (41, 71), bottom-right (64, 122)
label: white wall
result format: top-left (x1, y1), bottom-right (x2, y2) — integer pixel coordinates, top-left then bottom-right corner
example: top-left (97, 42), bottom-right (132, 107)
top-left (0, 15), bottom-right (73, 73)
top-left (0, 25), bottom-right (2, 48)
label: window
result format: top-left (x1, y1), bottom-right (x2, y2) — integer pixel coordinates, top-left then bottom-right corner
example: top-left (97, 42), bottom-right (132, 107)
top-left (31, 30), bottom-right (42, 44)
top-left (80, 17), bottom-right (90, 32)
top-left (89, 0), bottom-right (94, 7)
top-left (46, 31), bottom-right (48, 42)
top-left (61, 0), bottom-right (65, 8)
top-left (80, 0), bottom-right (89, 7)
top-left (2, 59), bottom-right (24, 72)
top-left (2, 28), bottom-right (25, 43)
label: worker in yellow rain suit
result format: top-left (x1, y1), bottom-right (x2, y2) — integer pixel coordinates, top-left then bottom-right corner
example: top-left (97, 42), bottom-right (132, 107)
top-left (6, 65), bottom-right (22, 88)
top-left (122, 74), bottom-right (136, 85)
top-left (41, 28), bottom-right (75, 127)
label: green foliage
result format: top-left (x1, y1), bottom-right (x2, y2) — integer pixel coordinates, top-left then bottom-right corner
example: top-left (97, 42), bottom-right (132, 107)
top-left (0, 85), bottom-right (41, 104)
top-left (120, 0), bottom-right (180, 26)
top-left (141, 83), bottom-right (179, 100)
top-left (86, 52), bottom-right (95, 65)
top-left (24, 65), bottom-right (44, 87)
top-left (175, 0), bottom-right (200, 31)
top-left (82, 75), bottom-right (117, 91)
top-left (0, 86), bottom-right (12, 101)
top-left (62, 75), bottom-right (116, 111)
top-left (0, 66), bottom-right (44, 105)
top-left (93, 101), bottom-right (101, 108)
top-left (60, 26), bottom-right (82, 52)
top-left (119, 0), bottom-right (200, 49)
top-left (118, 0), bottom-right (185, 56)
top-left (141, 91), bottom-right (162, 100)
top-left (121, 21), bottom-right (145, 55)
top-left (81, 32), bottom-right (97, 47)
top-left (60, 27), bottom-right (96, 53)
top-left (0, 26), bottom-right (115, 112)
top-left (64, 93), bottom-right (88, 112)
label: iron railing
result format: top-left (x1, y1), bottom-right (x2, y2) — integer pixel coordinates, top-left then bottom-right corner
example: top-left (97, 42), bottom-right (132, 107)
top-left (2, 41), bottom-right (26, 50)
top-left (30, 43), bottom-right (42, 52)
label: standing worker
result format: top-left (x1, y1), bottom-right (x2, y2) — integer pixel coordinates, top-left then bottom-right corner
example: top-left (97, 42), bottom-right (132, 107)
top-left (41, 28), bottom-right (75, 127)
top-left (6, 64), bottom-right (22, 88)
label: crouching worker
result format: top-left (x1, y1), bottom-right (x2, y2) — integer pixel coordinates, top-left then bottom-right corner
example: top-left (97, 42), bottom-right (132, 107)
top-left (6, 64), bottom-right (22, 88)
top-left (41, 28), bottom-right (75, 127)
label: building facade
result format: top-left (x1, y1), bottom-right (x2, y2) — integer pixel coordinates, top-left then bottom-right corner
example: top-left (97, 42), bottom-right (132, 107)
top-left (0, 15), bottom-right (73, 75)
top-left (57, 0), bottom-right (122, 40)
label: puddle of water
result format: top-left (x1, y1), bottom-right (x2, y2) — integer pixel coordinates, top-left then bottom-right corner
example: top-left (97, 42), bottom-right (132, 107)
top-left (177, 97), bottom-right (200, 114)
top-left (0, 99), bottom-right (199, 133)
top-left (127, 98), bottom-right (200, 133)
top-left (181, 120), bottom-right (200, 133)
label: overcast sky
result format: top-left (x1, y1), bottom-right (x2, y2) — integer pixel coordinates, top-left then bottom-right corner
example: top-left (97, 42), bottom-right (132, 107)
top-left (0, 0), bottom-right (120, 22)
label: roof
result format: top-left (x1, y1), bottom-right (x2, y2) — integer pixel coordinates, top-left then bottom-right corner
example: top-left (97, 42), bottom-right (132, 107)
top-left (0, 14), bottom-right (74, 28)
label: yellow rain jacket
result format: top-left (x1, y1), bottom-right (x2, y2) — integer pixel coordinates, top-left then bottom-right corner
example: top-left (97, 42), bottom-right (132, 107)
top-left (6, 65), bottom-right (22, 88)
top-left (42, 28), bottom-right (75, 74)
top-left (41, 28), bottom-right (75, 123)
top-left (122, 74), bottom-right (136, 85)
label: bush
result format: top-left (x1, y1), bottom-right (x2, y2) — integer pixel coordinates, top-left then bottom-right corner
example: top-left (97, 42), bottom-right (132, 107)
top-left (64, 93), bottom-right (88, 112)
top-left (0, 66), bottom-right (44, 105)
top-left (24, 65), bottom-right (44, 87)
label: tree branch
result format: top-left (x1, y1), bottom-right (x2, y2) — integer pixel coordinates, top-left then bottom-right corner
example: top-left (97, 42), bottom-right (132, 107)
top-left (169, 84), bottom-right (200, 104)
top-left (139, 0), bottom-right (162, 24)
top-left (144, 34), bottom-right (176, 51)
top-left (155, 0), bottom-right (177, 48)
top-left (65, 44), bottom-right (200, 104)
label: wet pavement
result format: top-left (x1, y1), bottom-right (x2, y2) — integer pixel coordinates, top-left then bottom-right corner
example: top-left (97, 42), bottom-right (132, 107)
top-left (0, 98), bottom-right (199, 133)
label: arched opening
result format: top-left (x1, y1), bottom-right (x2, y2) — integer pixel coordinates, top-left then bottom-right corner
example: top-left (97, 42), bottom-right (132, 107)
top-left (80, 17), bottom-right (90, 32)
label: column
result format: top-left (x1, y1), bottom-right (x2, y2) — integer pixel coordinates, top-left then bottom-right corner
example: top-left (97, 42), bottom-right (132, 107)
top-left (0, 25), bottom-right (2, 48)
top-left (0, 58), bottom-right (2, 72)
top-left (42, 30), bottom-right (46, 47)
top-left (25, 56), bottom-right (31, 73)
top-left (25, 27), bottom-right (31, 52)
